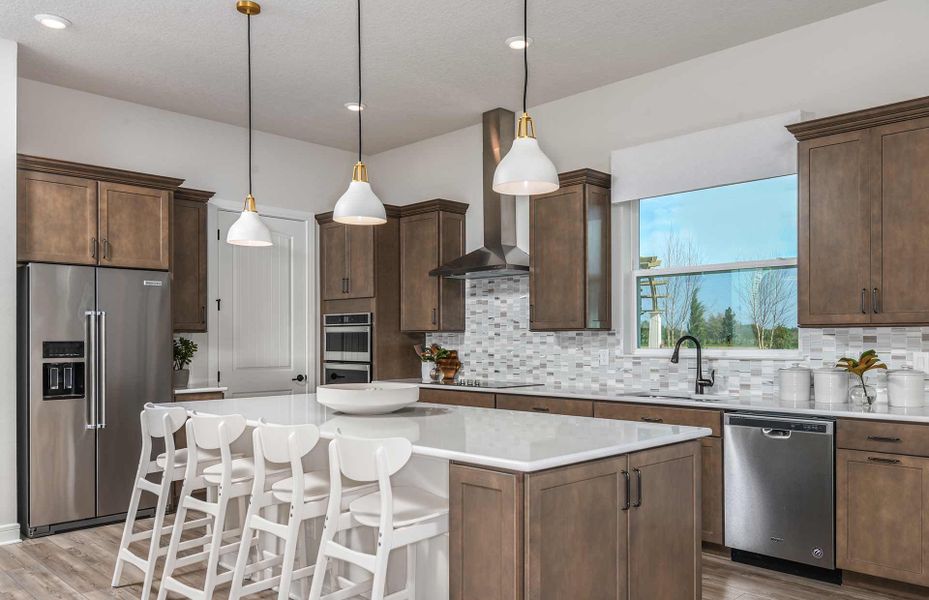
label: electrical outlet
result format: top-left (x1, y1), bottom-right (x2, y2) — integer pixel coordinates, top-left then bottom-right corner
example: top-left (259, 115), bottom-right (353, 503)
top-left (598, 349), bottom-right (610, 366)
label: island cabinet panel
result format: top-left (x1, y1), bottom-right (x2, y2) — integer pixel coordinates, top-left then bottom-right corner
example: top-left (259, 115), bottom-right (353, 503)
top-left (496, 394), bottom-right (593, 417)
top-left (628, 441), bottom-right (701, 600)
top-left (837, 449), bottom-right (929, 587)
top-left (525, 456), bottom-right (628, 600)
top-left (98, 181), bottom-right (171, 270)
top-left (788, 96), bottom-right (929, 326)
top-left (419, 388), bottom-right (495, 408)
top-left (449, 464), bottom-right (523, 600)
top-left (399, 200), bottom-right (467, 332)
top-left (530, 169), bottom-right (611, 331)
top-left (172, 188), bottom-right (212, 332)
top-left (319, 222), bottom-right (375, 300)
top-left (17, 170), bottom-right (98, 265)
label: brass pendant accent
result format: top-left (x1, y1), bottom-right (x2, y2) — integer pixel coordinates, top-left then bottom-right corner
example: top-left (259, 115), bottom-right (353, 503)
top-left (236, 0), bottom-right (261, 16)
top-left (244, 193), bottom-right (257, 212)
top-left (351, 161), bottom-right (369, 183)
top-left (516, 112), bottom-right (537, 139)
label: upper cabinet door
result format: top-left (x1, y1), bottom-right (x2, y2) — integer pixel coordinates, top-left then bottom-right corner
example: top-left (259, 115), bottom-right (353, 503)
top-left (17, 170), bottom-right (98, 265)
top-left (530, 184), bottom-right (586, 329)
top-left (98, 181), bottom-right (170, 270)
top-left (400, 212), bottom-right (440, 331)
top-left (870, 117), bottom-right (929, 324)
top-left (320, 222), bottom-right (348, 301)
top-left (345, 225), bottom-right (375, 299)
top-left (438, 211), bottom-right (465, 331)
top-left (172, 198), bottom-right (208, 332)
top-left (797, 131), bottom-right (872, 326)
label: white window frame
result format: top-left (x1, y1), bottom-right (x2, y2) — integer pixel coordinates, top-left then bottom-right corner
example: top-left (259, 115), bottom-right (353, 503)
top-left (618, 197), bottom-right (801, 360)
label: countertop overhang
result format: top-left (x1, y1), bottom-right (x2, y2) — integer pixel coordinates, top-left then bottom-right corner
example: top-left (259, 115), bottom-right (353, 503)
top-left (170, 393), bottom-right (711, 472)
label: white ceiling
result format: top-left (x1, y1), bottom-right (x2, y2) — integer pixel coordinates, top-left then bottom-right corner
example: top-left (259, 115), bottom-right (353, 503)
top-left (2, 0), bottom-right (880, 154)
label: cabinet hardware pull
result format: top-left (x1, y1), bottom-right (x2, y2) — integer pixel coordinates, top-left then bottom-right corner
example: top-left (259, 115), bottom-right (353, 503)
top-left (432, 308), bottom-right (437, 325)
top-left (621, 470), bottom-right (631, 511)
top-left (872, 288), bottom-right (879, 314)
top-left (632, 468), bottom-right (642, 508)
top-left (102, 239), bottom-right (110, 260)
top-left (201, 306), bottom-right (206, 321)
top-left (860, 288), bottom-right (867, 314)
top-left (867, 435), bottom-right (901, 443)
top-left (640, 416), bottom-right (663, 423)
top-left (867, 457), bottom-right (901, 465)
top-left (531, 406), bottom-right (550, 413)
top-left (91, 237), bottom-right (97, 259)
top-left (346, 277), bottom-right (350, 294)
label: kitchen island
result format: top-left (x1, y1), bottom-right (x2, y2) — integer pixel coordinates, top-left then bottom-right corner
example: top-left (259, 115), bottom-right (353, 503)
top-left (173, 393), bottom-right (711, 599)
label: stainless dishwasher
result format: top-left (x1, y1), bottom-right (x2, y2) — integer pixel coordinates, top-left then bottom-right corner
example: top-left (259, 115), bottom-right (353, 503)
top-left (724, 413), bottom-right (835, 569)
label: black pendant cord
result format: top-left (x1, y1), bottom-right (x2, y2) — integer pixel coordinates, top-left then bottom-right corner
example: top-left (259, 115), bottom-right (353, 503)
top-left (357, 0), bottom-right (363, 163)
top-left (522, 0), bottom-right (528, 115)
top-left (247, 13), bottom-right (253, 196)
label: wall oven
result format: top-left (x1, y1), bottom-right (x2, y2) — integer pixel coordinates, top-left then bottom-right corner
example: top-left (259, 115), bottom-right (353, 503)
top-left (323, 313), bottom-right (372, 383)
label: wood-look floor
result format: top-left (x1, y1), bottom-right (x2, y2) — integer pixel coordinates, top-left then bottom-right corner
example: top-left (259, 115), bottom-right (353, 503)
top-left (0, 519), bottom-right (915, 600)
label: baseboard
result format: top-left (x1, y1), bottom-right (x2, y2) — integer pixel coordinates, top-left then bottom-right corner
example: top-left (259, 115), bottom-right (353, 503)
top-left (0, 522), bottom-right (21, 546)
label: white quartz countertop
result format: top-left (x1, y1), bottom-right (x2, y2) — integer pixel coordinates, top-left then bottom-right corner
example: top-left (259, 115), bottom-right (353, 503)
top-left (411, 380), bottom-right (929, 423)
top-left (171, 393), bottom-right (711, 472)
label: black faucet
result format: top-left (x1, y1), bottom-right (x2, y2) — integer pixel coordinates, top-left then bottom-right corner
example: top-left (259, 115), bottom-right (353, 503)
top-left (670, 335), bottom-right (716, 395)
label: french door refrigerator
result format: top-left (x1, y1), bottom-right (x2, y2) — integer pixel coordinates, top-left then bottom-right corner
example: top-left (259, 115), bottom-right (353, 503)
top-left (17, 263), bottom-right (171, 537)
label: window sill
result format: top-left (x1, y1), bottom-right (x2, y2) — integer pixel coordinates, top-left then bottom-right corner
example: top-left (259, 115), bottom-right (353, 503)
top-left (629, 348), bottom-right (803, 361)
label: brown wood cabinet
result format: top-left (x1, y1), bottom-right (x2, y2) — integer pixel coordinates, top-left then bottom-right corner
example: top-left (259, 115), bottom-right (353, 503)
top-left (496, 393), bottom-right (593, 417)
top-left (451, 441), bottom-right (701, 600)
top-left (700, 437), bottom-right (724, 546)
top-left (530, 169), bottom-right (611, 331)
top-left (16, 155), bottom-right (183, 270)
top-left (319, 221), bottom-right (376, 300)
top-left (789, 97), bottom-right (929, 326)
top-left (837, 448), bottom-right (929, 587)
top-left (172, 391), bottom-right (224, 401)
top-left (172, 188), bottom-right (213, 332)
top-left (419, 388), bottom-right (495, 408)
top-left (399, 200), bottom-right (468, 332)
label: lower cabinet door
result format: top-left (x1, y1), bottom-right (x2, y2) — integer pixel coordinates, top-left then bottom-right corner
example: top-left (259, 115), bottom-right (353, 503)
top-left (701, 437), bottom-right (724, 546)
top-left (837, 449), bottom-right (929, 586)
top-left (525, 456), bottom-right (628, 600)
top-left (628, 442), bottom-right (701, 600)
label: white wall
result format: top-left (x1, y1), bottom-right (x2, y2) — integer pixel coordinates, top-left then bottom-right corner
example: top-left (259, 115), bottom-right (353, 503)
top-left (0, 39), bottom-right (18, 544)
top-left (18, 79), bottom-right (357, 386)
top-left (368, 0), bottom-right (929, 251)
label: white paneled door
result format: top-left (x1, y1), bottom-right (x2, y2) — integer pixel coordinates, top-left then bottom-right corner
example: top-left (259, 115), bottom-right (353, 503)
top-left (217, 211), bottom-right (309, 397)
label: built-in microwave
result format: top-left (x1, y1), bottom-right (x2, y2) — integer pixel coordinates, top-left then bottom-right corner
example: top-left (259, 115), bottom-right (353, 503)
top-left (323, 313), bottom-right (372, 364)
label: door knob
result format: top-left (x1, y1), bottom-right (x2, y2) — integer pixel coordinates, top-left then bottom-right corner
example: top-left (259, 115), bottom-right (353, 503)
top-left (292, 374), bottom-right (306, 383)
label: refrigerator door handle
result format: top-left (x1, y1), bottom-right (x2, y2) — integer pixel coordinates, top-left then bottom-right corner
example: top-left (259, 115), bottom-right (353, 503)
top-left (98, 310), bottom-right (106, 429)
top-left (84, 310), bottom-right (98, 430)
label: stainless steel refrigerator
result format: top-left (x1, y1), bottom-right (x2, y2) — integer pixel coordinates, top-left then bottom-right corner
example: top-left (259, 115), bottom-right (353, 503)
top-left (17, 263), bottom-right (171, 537)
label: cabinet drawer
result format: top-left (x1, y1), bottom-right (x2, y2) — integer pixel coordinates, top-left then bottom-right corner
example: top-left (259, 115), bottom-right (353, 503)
top-left (837, 419), bottom-right (929, 457)
top-left (496, 394), bottom-right (593, 417)
top-left (174, 391), bottom-right (224, 402)
top-left (594, 401), bottom-right (722, 437)
top-left (419, 388), bottom-right (495, 409)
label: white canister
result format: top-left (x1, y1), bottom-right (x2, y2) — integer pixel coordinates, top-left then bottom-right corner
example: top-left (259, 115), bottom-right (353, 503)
top-left (813, 368), bottom-right (849, 404)
top-left (778, 366), bottom-right (811, 402)
top-left (887, 369), bottom-right (927, 408)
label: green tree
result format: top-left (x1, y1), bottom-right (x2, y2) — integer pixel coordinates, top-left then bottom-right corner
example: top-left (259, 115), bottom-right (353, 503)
top-left (720, 307), bottom-right (736, 346)
top-left (687, 290), bottom-right (707, 341)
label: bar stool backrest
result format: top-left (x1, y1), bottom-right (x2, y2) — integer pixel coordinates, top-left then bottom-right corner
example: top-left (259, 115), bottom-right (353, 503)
top-left (142, 403), bottom-right (188, 439)
top-left (255, 423), bottom-right (321, 464)
top-left (188, 413), bottom-right (248, 451)
top-left (333, 436), bottom-right (413, 483)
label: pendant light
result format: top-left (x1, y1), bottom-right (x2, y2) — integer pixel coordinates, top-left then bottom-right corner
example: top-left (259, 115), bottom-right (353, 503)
top-left (333, 0), bottom-right (387, 225)
top-left (492, 0), bottom-right (559, 196)
top-left (227, 0), bottom-right (273, 247)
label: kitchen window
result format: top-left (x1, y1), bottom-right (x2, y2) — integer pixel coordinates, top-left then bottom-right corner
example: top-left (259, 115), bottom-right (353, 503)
top-left (632, 175), bottom-right (799, 353)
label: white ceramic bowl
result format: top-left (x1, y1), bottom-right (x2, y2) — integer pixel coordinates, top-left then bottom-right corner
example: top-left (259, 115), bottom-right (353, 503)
top-left (316, 382), bottom-right (419, 415)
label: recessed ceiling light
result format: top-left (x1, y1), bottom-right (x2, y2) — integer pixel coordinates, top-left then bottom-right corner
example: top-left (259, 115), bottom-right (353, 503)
top-left (505, 36), bottom-right (532, 50)
top-left (34, 14), bottom-right (71, 30)
top-left (344, 102), bottom-right (366, 112)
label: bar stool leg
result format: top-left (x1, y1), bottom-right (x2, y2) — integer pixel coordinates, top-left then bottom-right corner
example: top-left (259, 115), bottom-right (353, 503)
top-left (370, 537), bottom-right (390, 600)
top-left (229, 492), bottom-right (260, 600)
top-left (139, 478), bottom-right (172, 600)
top-left (156, 486), bottom-right (190, 600)
top-left (276, 508), bottom-right (303, 600)
top-left (201, 491), bottom-right (231, 599)
top-left (406, 543), bottom-right (417, 600)
top-left (111, 477), bottom-right (143, 588)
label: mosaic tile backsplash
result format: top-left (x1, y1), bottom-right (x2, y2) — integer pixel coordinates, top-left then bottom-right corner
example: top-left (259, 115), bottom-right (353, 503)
top-left (427, 277), bottom-right (929, 398)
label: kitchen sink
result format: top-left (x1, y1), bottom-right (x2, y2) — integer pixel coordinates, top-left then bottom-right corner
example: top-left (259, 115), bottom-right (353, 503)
top-left (632, 391), bottom-right (730, 403)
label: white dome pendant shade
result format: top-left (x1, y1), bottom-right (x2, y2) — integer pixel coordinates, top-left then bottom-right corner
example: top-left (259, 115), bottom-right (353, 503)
top-left (334, 161), bottom-right (387, 225)
top-left (227, 193), bottom-right (272, 246)
top-left (492, 112), bottom-right (559, 195)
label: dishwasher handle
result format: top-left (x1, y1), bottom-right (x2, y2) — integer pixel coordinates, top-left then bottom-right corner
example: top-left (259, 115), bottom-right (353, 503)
top-left (761, 427), bottom-right (792, 439)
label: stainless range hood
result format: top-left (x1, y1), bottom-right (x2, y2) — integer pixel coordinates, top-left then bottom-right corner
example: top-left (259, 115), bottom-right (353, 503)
top-left (429, 108), bottom-right (530, 279)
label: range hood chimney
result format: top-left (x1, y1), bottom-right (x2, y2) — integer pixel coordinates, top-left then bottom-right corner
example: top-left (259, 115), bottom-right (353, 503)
top-left (429, 108), bottom-right (530, 279)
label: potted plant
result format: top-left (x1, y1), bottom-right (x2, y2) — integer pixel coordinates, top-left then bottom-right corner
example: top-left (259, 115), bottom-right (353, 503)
top-left (173, 337), bottom-right (198, 388)
top-left (836, 349), bottom-right (887, 407)
top-left (414, 343), bottom-right (451, 382)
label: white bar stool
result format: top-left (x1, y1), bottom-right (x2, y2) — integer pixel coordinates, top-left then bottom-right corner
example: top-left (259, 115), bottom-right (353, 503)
top-left (157, 413), bottom-right (262, 600)
top-left (111, 404), bottom-right (214, 600)
top-left (308, 437), bottom-right (449, 600)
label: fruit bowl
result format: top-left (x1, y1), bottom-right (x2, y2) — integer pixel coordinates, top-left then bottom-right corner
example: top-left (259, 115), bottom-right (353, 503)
top-left (316, 382), bottom-right (419, 415)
